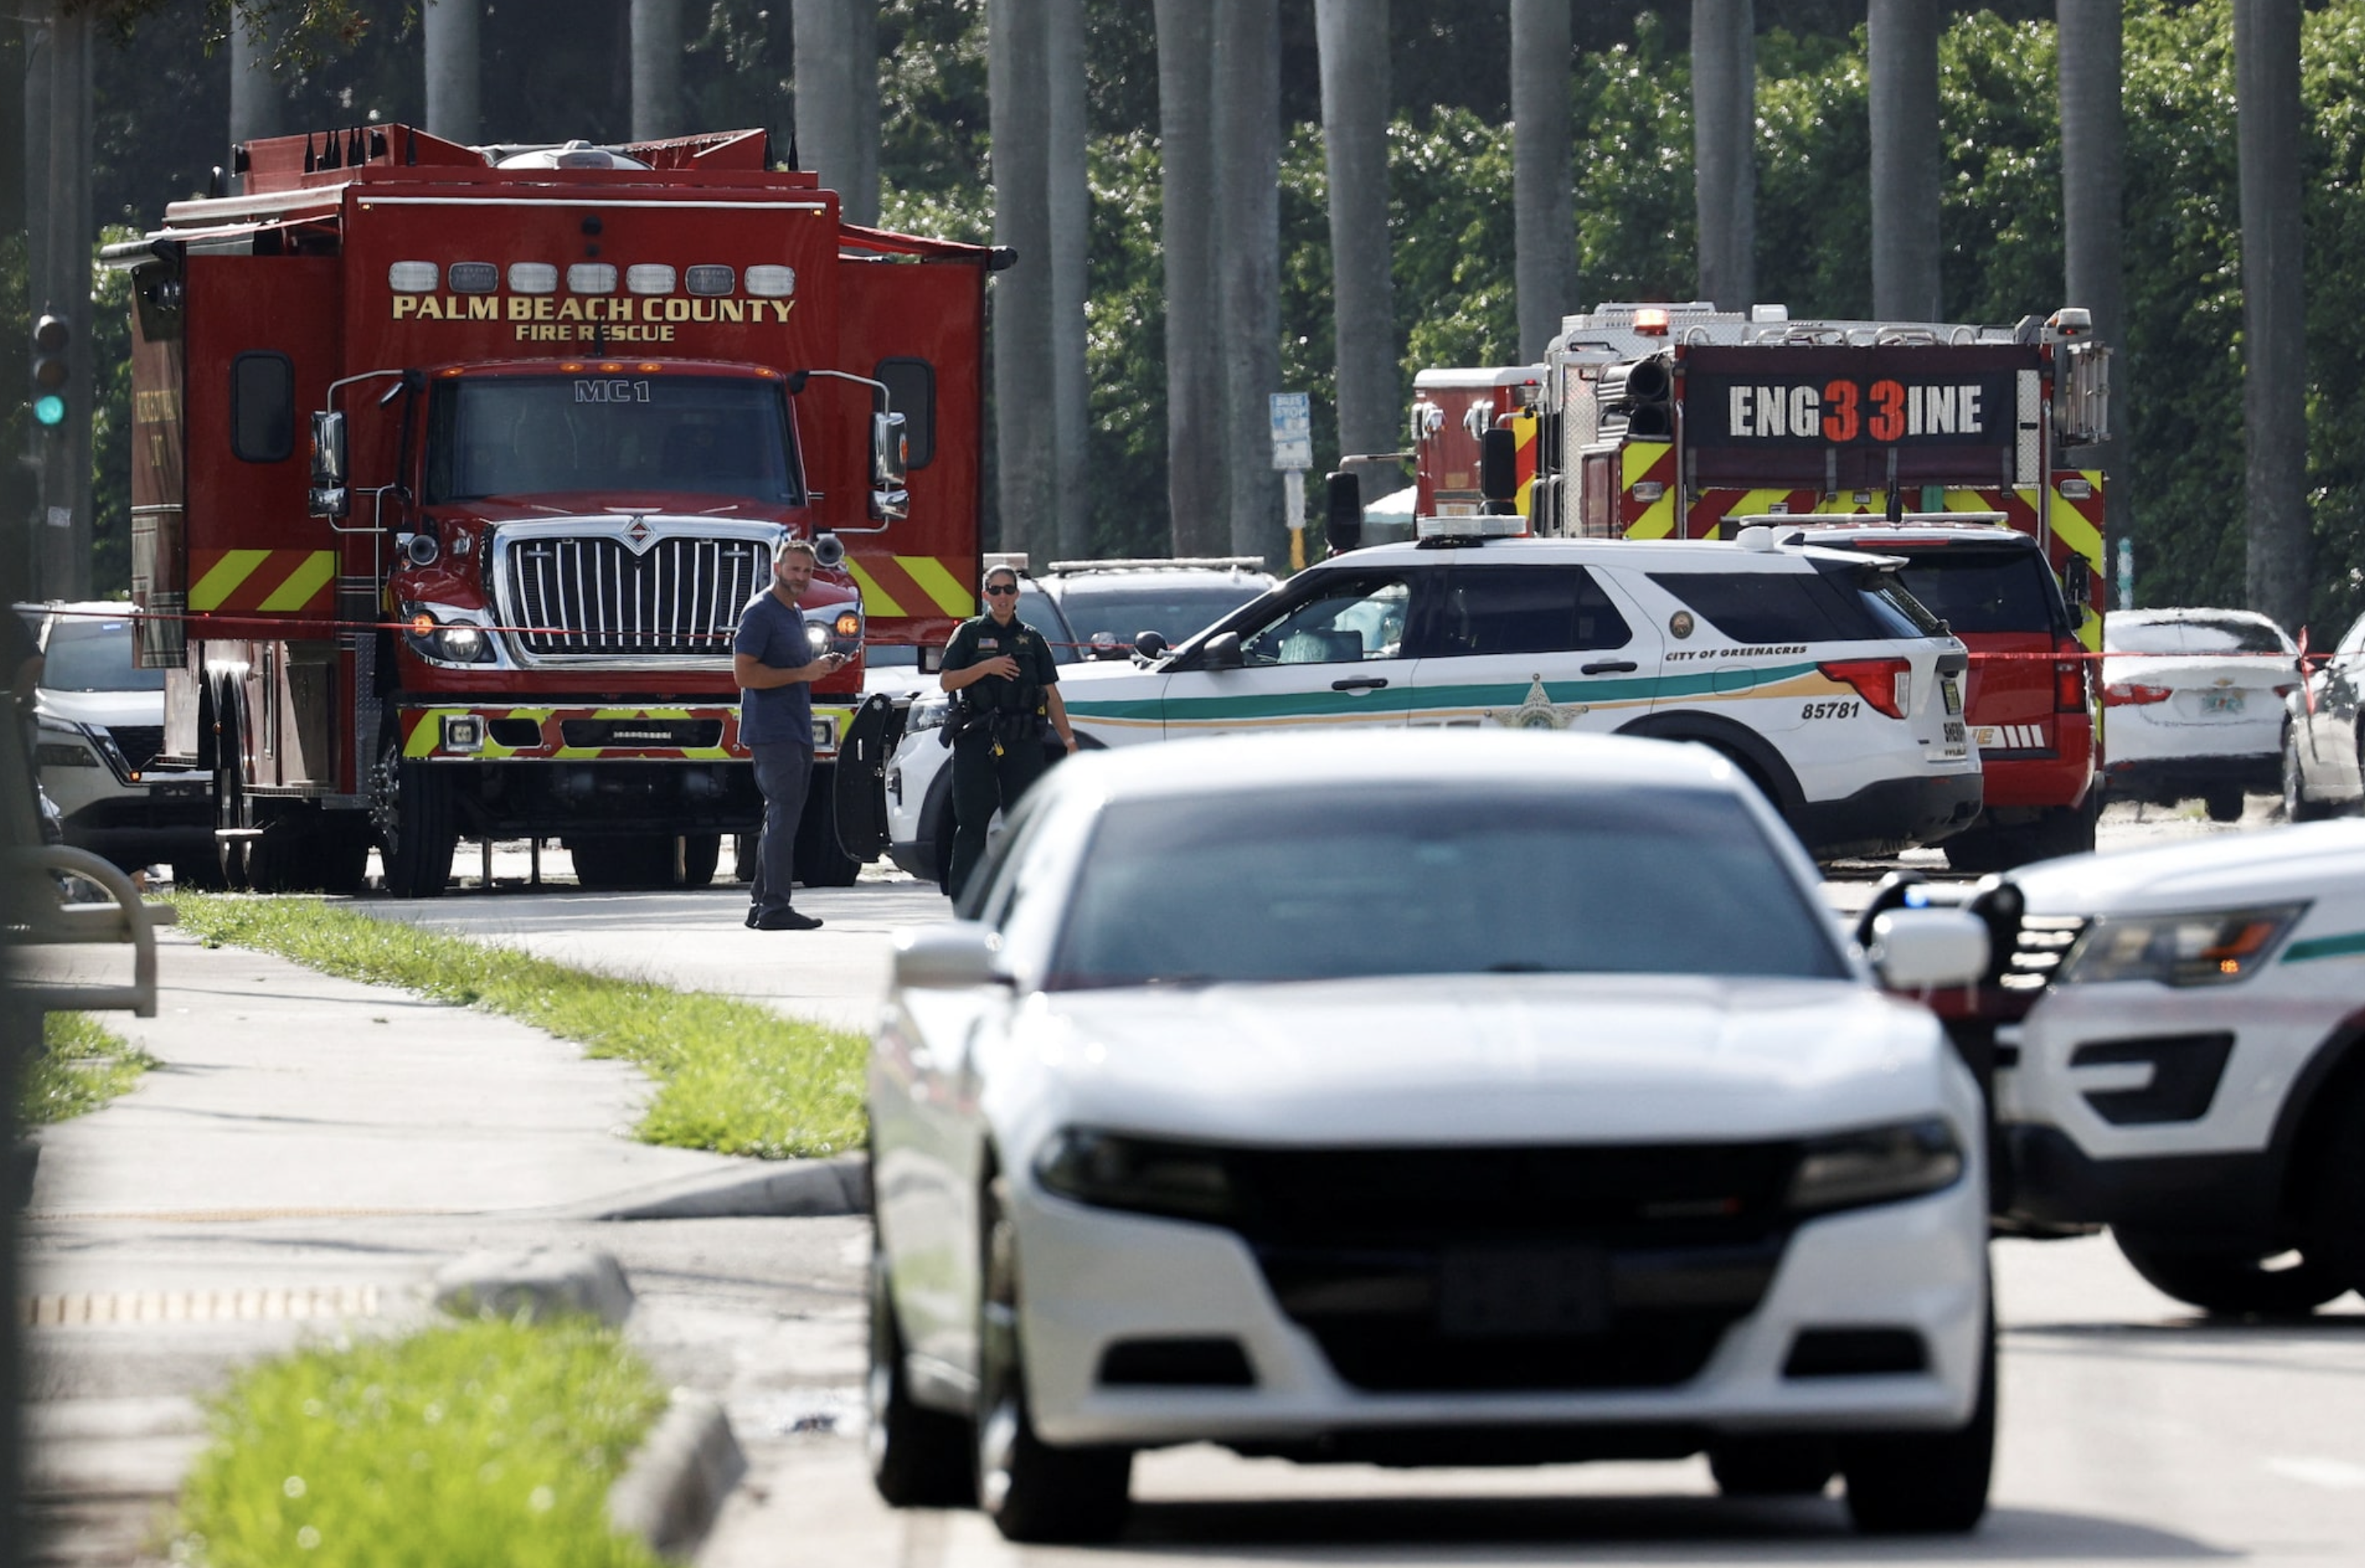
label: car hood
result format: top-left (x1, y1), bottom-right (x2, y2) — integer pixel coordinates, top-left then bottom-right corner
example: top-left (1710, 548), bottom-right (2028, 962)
top-left (2012, 819), bottom-right (2365, 915)
top-left (986, 973), bottom-right (1956, 1149)
top-left (36, 688), bottom-right (158, 728)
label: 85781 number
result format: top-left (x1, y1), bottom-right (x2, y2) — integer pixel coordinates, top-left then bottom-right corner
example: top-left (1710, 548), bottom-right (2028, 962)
top-left (1800, 700), bottom-right (1861, 721)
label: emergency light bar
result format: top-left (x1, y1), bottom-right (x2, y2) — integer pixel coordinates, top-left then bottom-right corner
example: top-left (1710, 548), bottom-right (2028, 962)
top-left (1415, 514), bottom-right (1528, 541)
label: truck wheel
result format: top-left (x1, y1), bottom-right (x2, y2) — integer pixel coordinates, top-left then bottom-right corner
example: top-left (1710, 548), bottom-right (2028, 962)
top-left (1841, 1308), bottom-right (1994, 1533)
top-left (213, 706), bottom-right (251, 892)
top-left (678, 833), bottom-right (721, 889)
top-left (371, 736), bottom-right (455, 899)
top-left (2113, 1230), bottom-right (2347, 1316)
top-left (795, 789), bottom-right (863, 888)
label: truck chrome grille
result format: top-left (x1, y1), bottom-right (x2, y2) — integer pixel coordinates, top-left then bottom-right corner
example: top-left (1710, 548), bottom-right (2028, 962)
top-left (501, 534), bottom-right (771, 662)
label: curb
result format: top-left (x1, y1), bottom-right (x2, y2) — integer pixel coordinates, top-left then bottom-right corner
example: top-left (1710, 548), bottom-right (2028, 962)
top-left (576, 1153), bottom-right (870, 1222)
top-left (433, 1247), bottom-right (636, 1326)
top-left (608, 1388), bottom-right (747, 1559)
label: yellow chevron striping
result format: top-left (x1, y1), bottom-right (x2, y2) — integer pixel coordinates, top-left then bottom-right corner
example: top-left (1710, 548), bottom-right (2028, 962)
top-left (256, 551), bottom-right (336, 613)
top-left (848, 560), bottom-right (907, 619)
top-left (1627, 496), bottom-right (1677, 539)
top-left (899, 555), bottom-right (977, 618)
top-left (187, 549), bottom-right (272, 612)
top-left (1621, 440), bottom-right (1672, 488)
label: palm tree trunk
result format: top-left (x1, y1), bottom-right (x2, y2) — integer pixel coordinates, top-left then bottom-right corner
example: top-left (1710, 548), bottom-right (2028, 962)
top-left (1214, 0), bottom-right (1282, 564)
top-left (1315, 0), bottom-right (1397, 498)
top-left (1048, 0), bottom-right (1091, 559)
top-left (988, 0), bottom-right (1054, 558)
top-left (1693, 0), bottom-right (1755, 312)
top-left (2235, 0), bottom-right (2310, 631)
top-left (1510, 0), bottom-right (1572, 360)
top-left (2057, 0), bottom-right (2125, 580)
top-left (1867, 0), bottom-right (1940, 320)
top-left (1155, 0), bottom-right (1226, 555)
top-left (793, 0), bottom-right (880, 226)
top-left (423, 0), bottom-right (480, 146)
top-left (631, 0), bottom-right (682, 141)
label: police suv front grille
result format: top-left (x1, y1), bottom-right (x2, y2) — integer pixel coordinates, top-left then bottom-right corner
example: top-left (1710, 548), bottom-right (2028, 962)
top-left (504, 537), bottom-right (770, 660)
top-left (104, 725), bottom-right (165, 771)
top-left (2000, 915), bottom-right (2089, 992)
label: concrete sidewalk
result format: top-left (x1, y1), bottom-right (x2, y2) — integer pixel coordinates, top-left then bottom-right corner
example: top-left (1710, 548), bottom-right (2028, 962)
top-left (17, 926), bottom-right (784, 1566)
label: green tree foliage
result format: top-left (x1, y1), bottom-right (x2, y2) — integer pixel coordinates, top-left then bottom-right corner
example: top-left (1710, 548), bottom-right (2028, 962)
top-left (67, 1), bottom-right (2365, 621)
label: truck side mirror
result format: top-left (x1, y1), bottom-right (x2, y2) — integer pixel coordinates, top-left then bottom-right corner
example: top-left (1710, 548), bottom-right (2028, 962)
top-left (308, 410), bottom-right (349, 518)
top-left (1480, 427), bottom-right (1518, 504)
top-left (2061, 556), bottom-right (2092, 631)
top-left (1325, 471), bottom-right (1363, 554)
top-left (869, 410), bottom-right (909, 521)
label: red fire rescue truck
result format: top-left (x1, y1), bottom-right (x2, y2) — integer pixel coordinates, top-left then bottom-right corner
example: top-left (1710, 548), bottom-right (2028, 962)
top-left (1381, 302), bottom-right (2110, 869)
top-left (104, 125), bottom-right (995, 896)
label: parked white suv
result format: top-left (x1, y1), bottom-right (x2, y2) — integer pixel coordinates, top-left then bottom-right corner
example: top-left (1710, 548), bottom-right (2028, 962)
top-left (1991, 822), bottom-right (2365, 1315)
top-left (1038, 531), bottom-right (1978, 861)
top-left (22, 602), bottom-right (212, 881)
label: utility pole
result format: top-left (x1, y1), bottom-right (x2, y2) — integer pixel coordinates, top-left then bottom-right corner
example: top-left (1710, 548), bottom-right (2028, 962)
top-left (24, 0), bottom-right (94, 601)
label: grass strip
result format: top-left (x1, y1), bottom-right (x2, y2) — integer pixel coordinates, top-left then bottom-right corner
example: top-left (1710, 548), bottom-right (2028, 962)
top-left (171, 1316), bottom-right (668, 1568)
top-left (18, 1012), bottom-right (156, 1125)
top-left (171, 893), bottom-right (867, 1160)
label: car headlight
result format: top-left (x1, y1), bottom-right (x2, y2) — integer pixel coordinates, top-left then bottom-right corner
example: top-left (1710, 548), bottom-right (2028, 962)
top-left (905, 695), bottom-right (951, 734)
top-left (34, 720), bottom-right (100, 769)
top-left (1787, 1119), bottom-right (1964, 1215)
top-left (2060, 904), bottom-right (2306, 987)
top-left (1035, 1129), bottom-right (1240, 1221)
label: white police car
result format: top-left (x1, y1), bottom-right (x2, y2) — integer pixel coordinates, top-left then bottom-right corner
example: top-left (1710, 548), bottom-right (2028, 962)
top-left (1992, 821), bottom-right (2365, 1314)
top-left (1035, 531), bottom-right (1978, 861)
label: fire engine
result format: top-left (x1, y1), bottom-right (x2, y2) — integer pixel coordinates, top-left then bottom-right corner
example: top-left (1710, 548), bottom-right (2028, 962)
top-left (103, 125), bottom-right (995, 897)
top-left (1375, 302), bottom-right (2110, 869)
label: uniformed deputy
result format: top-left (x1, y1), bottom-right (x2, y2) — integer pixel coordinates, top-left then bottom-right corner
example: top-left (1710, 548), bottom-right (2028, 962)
top-left (939, 566), bottom-right (1077, 901)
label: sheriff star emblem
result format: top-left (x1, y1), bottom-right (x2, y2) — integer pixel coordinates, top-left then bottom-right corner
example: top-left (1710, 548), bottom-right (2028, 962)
top-left (1487, 676), bottom-right (1587, 730)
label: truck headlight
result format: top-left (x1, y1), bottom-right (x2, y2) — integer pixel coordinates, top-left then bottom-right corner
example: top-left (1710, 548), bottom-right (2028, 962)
top-left (435, 625), bottom-right (486, 663)
top-left (402, 605), bottom-right (496, 665)
top-left (1787, 1119), bottom-right (1964, 1215)
top-left (2060, 904), bottom-right (2305, 987)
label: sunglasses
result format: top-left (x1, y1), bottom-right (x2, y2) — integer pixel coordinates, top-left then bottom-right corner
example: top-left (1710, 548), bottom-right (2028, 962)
top-left (984, 583), bottom-right (1019, 596)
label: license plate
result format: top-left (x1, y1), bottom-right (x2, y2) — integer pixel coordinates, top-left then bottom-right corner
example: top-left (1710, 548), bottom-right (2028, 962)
top-left (1942, 676), bottom-right (1963, 716)
top-left (2202, 690), bottom-right (2246, 715)
top-left (1437, 1245), bottom-right (1609, 1337)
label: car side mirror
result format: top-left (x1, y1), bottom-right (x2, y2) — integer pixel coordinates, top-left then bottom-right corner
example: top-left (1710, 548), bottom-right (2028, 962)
top-left (1865, 909), bottom-right (1991, 990)
top-left (2061, 557), bottom-right (2092, 631)
top-left (1199, 631), bottom-right (1243, 672)
top-left (892, 922), bottom-right (1007, 990)
top-left (1133, 629), bottom-right (1168, 662)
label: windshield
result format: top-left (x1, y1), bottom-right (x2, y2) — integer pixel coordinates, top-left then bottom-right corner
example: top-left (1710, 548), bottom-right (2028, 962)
top-left (1047, 784), bottom-right (1847, 990)
top-left (423, 375), bottom-right (801, 504)
top-left (2107, 615), bottom-right (2294, 656)
top-left (1885, 550), bottom-right (2062, 635)
top-left (41, 616), bottom-right (163, 692)
top-left (1055, 582), bottom-right (1267, 646)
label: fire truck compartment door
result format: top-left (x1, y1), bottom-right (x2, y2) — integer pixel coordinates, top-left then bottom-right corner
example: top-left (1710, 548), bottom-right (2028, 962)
top-left (833, 692), bottom-right (908, 861)
top-left (184, 255), bottom-right (345, 619)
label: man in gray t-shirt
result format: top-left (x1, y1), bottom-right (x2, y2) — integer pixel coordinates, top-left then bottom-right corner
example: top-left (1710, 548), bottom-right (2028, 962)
top-left (733, 537), bottom-right (846, 930)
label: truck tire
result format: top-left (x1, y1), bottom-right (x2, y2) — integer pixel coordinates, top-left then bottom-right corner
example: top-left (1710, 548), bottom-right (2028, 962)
top-left (372, 735), bottom-right (455, 899)
top-left (795, 788), bottom-right (862, 888)
top-left (212, 702), bottom-right (251, 892)
top-left (679, 832), bottom-right (721, 889)
top-left (2112, 1230), bottom-right (2347, 1316)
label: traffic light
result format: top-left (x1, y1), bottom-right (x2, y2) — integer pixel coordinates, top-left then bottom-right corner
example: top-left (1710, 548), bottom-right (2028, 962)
top-left (30, 312), bottom-right (69, 428)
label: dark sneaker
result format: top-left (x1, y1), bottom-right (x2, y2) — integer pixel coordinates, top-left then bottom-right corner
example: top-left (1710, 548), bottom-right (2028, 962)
top-left (755, 908), bottom-right (823, 931)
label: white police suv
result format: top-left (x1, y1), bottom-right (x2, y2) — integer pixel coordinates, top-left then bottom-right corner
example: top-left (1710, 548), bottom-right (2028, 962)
top-left (1992, 822), bottom-right (2365, 1314)
top-left (1031, 531), bottom-right (1979, 861)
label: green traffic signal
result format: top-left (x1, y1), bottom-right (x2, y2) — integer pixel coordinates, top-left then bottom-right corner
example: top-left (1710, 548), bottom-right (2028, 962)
top-left (31, 312), bottom-right (69, 427)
